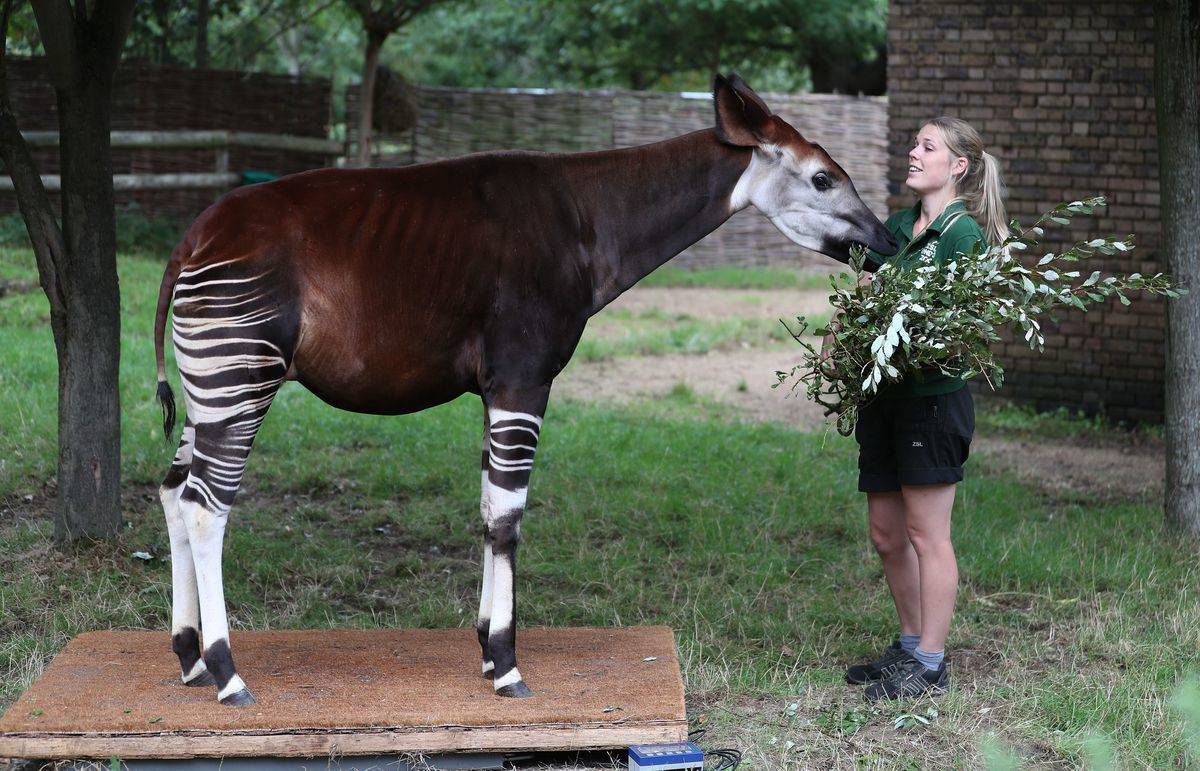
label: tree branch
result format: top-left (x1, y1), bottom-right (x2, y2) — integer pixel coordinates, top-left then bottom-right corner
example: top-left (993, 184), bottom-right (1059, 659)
top-left (224, 0), bottom-right (340, 69)
top-left (0, 0), bottom-right (67, 325)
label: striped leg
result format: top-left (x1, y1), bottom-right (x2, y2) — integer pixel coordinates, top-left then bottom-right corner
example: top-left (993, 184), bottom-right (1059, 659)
top-left (171, 260), bottom-right (290, 705)
top-left (181, 411), bottom-right (280, 706)
top-left (476, 413), bottom-right (496, 677)
top-left (480, 387), bottom-right (549, 697)
top-left (160, 420), bottom-right (213, 687)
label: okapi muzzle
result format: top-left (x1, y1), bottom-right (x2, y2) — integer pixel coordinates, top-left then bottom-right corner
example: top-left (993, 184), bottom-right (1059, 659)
top-left (151, 72), bottom-right (896, 705)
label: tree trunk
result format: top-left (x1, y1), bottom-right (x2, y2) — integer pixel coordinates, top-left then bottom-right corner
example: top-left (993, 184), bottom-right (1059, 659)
top-left (51, 69), bottom-right (123, 540)
top-left (195, 0), bottom-right (209, 68)
top-left (1157, 0), bottom-right (1200, 537)
top-left (356, 30), bottom-right (385, 167)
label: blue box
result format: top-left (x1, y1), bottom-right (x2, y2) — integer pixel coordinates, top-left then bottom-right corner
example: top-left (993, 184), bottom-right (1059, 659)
top-left (628, 741), bottom-right (704, 771)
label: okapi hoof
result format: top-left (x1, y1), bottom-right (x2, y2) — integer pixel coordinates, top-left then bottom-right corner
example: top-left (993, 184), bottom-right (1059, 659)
top-left (182, 669), bottom-right (216, 687)
top-left (496, 681), bottom-right (534, 698)
top-left (219, 688), bottom-right (257, 707)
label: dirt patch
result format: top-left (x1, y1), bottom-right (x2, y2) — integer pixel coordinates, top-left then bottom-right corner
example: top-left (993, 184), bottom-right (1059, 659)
top-left (557, 345), bottom-right (830, 432)
top-left (558, 351), bottom-right (1166, 503)
top-left (602, 287), bottom-right (832, 324)
top-left (561, 285), bottom-right (1166, 505)
top-left (0, 279), bottom-right (37, 299)
top-left (970, 429), bottom-right (1164, 504)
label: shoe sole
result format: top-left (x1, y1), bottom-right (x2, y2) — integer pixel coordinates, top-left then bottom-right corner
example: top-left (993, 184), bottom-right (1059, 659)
top-left (864, 680), bottom-right (949, 701)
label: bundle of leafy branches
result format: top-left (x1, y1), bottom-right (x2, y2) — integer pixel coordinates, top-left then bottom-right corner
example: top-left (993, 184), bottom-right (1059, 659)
top-left (775, 197), bottom-right (1187, 436)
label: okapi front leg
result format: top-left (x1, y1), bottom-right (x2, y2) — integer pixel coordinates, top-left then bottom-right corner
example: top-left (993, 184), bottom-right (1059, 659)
top-left (481, 390), bottom-right (548, 697)
top-left (476, 415), bottom-right (496, 677)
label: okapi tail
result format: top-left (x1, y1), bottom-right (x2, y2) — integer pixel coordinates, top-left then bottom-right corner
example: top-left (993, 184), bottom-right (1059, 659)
top-left (154, 237), bottom-right (189, 441)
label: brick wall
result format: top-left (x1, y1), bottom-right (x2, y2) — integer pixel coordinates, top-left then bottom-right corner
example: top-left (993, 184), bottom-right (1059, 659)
top-left (349, 85), bottom-right (891, 271)
top-left (5, 58), bottom-right (333, 220)
top-left (887, 0), bottom-right (1161, 424)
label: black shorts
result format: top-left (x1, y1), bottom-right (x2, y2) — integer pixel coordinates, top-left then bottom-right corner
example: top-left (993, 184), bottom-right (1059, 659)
top-left (855, 388), bottom-right (975, 492)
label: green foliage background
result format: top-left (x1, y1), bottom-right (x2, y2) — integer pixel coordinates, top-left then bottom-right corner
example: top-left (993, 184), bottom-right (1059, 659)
top-left (7, 0), bottom-right (886, 114)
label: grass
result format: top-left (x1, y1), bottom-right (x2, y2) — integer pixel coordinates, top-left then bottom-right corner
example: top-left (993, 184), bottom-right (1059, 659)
top-left (640, 265), bottom-right (849, 291)
top-left (576, 308), bottom-right (817, 361)
top-left (0, 246), bottom-right (1197, 768)
top-left (975, 396), bottom-right (1165, 443)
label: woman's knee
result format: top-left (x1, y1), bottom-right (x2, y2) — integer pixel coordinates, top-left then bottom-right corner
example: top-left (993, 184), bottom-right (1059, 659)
top-left (869, 520), bottom-right (909, 557)
top-left (905, 522), bottom-right (952, 557)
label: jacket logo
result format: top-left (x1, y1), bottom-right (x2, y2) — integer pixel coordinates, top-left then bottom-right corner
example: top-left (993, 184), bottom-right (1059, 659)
top-left (912, 440), bottom-right (924, 447)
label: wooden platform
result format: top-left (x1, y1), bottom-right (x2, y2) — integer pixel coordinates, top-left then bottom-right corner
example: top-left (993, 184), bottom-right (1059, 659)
top-left (0, 627), bottom-right (687, 760)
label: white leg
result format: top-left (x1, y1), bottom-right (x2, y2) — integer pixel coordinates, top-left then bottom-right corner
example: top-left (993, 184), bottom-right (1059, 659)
top-left (479, 394), bottom-right (547, 698)
top-left (478, 539), bottom-right (495, 675)
top-left (181, 495), bottom-right (253, 705)
top-left (161, 424), bottom-right (212, 686)
top-left (476, 417), bottom-right (496, 675)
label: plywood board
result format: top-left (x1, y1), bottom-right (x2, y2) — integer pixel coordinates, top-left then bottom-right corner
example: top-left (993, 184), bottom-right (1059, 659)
top-left (0, 626), bottom-right (687, 759)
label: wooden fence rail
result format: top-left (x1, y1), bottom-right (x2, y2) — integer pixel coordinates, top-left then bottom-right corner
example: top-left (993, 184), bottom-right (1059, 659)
top-left (1, 130), bottom-right (343, 193)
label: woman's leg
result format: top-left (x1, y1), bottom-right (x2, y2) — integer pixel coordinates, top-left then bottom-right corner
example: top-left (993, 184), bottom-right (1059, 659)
top-left (867, 490), bottom-right (921, 636)
top-left (900, 482), bottom-right (958, 653)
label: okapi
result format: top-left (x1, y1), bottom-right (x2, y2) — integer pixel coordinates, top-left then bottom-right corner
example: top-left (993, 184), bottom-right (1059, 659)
top-left (153, 74), bottom-right (898, 705)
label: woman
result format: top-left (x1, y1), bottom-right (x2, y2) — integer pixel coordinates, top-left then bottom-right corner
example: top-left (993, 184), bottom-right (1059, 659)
top-left (823, 117), bottom-right (1008, 700)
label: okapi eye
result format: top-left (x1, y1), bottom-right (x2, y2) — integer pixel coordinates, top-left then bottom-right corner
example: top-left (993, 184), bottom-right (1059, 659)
top-left (812, 172), bottom-right (832, 191)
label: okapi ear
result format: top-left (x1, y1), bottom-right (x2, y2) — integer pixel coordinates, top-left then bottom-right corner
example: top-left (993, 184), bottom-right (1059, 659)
top-left (713, 72), bottom-right (772, 147)
top-left (727, 73), bottom-right (772, 117)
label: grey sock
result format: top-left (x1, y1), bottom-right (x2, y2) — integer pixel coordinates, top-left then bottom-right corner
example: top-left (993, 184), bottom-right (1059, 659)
top-left (899, 633), bottom-right (920, 654)
top-left (914, 646), bottom-right (944, 672)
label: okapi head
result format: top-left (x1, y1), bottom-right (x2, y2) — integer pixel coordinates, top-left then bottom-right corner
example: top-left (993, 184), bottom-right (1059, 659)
top-left (716, 73), bottom-right (899, 269)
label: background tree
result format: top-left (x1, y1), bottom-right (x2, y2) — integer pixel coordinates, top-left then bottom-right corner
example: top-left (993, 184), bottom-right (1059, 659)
top-left (345, 0), bottom-right (440, 166)
top-left (1156, 0), bottom-right (1200, 537)
top-left (195, 0), bottom-right (209, 67)
top-left (0, 0), bottom-right (135, 540)
top-left (390, 0), bottom-right (886, 94)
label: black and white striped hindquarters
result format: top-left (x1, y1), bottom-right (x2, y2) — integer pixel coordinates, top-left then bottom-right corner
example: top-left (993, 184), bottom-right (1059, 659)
top-left (165, 257), bottom-right (297, 706)
top-left (171, 257), bottom-right (296, 516)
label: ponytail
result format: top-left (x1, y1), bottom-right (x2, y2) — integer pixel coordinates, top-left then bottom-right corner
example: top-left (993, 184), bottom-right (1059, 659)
top-left (923, 117), bottom-right (1010, 246)
top-left (976, 151), bottom-right (1009, 245)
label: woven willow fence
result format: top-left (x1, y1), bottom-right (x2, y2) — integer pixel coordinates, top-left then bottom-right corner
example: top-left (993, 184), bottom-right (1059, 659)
top-left (348, 85), bottom-right (889, 271)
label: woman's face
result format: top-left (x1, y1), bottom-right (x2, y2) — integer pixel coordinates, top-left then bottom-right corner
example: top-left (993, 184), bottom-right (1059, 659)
top-left (906, 124), bottom-right (968, 196)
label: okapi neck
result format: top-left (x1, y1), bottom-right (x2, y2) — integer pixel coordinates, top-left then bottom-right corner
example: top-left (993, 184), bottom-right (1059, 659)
top-left (571, 129), bottom-right (752, 312)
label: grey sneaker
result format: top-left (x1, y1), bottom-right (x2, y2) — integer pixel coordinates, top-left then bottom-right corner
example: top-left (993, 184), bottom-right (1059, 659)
top-left (844, 638), bottom-right (916, 685)
top-left (864, 656), bottom-right (949, 701)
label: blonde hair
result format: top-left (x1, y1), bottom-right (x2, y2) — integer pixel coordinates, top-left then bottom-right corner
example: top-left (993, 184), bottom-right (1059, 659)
top-left (919, 117), bottom-right (1009, 246)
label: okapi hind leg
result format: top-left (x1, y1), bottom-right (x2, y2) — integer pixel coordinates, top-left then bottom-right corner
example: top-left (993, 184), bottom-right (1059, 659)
top-left (170, 255), bottom-right (293, 705)
top-left (480, 385), bottom-right (550, 698)
top-left (160, 419), bottom-right (213, 687)
top-left (181, 411), bottom-right (281, 707)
